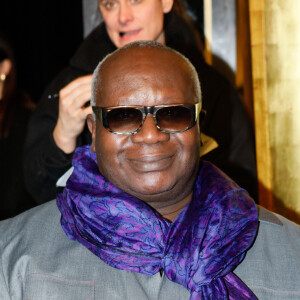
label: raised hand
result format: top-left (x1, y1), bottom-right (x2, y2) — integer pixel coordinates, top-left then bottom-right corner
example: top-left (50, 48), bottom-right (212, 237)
top-left (53, 75), bottom-right (93, 153)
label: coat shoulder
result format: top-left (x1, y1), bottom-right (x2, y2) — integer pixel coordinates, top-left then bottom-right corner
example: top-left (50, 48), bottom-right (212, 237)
top-left (235, 206), bottom-right (300, 299)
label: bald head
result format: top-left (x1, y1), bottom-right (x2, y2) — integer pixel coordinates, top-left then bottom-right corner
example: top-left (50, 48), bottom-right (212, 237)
top-left (87, 41), bottom-right (202, 217)
top-left (91, 41), bottom-right (201, 108)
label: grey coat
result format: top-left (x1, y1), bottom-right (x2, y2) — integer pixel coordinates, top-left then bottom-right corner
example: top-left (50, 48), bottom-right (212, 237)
top-left (0, 201), bottom-right (300, 299)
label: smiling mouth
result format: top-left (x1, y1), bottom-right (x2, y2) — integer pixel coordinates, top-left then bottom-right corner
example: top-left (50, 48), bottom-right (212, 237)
top-left (119, 29), bottom-right (141, 38)
top-left (128, 154), bottom-right (174, 172)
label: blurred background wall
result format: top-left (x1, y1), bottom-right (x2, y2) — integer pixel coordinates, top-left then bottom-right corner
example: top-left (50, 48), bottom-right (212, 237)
top-left (249, 0), bottom-right (300, 222)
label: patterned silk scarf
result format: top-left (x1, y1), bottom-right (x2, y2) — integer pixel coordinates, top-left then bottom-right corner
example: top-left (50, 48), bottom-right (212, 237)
top-left (57, 146), bottom-right (258, 299)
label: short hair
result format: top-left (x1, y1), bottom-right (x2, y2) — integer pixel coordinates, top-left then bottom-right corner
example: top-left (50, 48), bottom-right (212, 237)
top-left (91, 40), bottom-right (201, 107)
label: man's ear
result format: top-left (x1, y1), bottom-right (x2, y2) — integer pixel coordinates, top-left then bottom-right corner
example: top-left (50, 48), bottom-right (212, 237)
top-left (87, 114), bottom-right (96, 153)
top-left (162, 0), bottom-right (174, 14)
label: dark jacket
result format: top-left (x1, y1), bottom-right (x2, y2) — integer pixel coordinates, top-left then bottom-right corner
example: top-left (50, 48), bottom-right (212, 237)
top-left (24, 14), bottom-right (257, 204)
top-left (0, 93), bottom-right (35, 220)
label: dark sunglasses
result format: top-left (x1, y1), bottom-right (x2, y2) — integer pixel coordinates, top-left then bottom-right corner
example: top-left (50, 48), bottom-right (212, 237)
top-left (92, 103), bottom-right (202, 134)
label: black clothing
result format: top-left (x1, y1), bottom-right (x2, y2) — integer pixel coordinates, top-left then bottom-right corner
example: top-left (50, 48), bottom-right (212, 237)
top-left (0, 94), bottom-right (35, 220)
top-left (24, 15), bottom-right (257, 204)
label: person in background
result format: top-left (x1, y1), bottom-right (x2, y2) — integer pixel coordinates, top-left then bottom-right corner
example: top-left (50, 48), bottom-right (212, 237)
top-left (0, 33), bottom-right (36, 220)
top-left (24, 0), bottom-right (257, 205)
top-left (1, 42), bottom-right (299, 299)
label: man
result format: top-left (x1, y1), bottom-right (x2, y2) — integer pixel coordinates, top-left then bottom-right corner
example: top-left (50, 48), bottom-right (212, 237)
top-left (23, 0), bottom-right (257, 205)
top-left (2, 43), bottom-right (297, 299)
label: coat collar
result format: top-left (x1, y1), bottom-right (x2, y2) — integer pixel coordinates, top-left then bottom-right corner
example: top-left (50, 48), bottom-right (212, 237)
top-left (70, 23), bottom-right (116, 73)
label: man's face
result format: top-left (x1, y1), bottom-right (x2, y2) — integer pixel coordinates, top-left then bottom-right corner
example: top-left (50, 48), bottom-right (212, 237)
top-left (88, 48), bottom-right (200, 209)
top-left (99, 0), bottom-right (173, 48)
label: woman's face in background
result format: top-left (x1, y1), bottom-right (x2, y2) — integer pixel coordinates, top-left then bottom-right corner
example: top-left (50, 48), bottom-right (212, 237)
top-left (99, 0), bottom-right (173, 48)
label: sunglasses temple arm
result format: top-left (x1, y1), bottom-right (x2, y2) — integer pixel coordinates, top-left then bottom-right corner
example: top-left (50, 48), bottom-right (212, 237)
top-left (195, 102), bottom-right (202, 120)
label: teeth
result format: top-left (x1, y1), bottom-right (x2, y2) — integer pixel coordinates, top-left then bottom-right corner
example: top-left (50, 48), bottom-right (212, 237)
top-left (119, 30), bottom-right (137, 37)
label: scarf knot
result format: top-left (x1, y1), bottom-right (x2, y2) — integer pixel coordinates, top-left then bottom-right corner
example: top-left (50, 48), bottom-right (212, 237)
top-left (57, 145), bottom-right (258, 299)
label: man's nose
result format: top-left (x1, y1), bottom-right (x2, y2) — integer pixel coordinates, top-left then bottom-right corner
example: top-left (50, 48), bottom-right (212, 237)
top-left (118, 2), bottom-right (134, 25)
top-left (131, 114), bottom-right (170, 144)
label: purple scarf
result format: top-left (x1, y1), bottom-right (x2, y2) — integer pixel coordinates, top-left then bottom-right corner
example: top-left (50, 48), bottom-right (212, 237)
top-left (57, 145), bottom-right (258, 299)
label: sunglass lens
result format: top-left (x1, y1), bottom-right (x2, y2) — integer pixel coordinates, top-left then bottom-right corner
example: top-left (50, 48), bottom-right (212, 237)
top-left (156, 106), bottom-right (193, 132)
top-left (107, 108), bottom-right (142, 133)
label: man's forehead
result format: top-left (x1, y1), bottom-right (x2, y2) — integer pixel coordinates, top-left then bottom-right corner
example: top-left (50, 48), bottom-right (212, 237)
top-left (98, 48), bottom-right (192, 98)
top-left (91, 44), bottom-right (200, 108)
top-left (101, 47), bottom-right (188, 78)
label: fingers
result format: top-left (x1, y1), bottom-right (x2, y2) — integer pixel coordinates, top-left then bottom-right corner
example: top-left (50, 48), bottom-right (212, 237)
top-left (53, 75), bottom-right (93, 153)
top-left (82, 105), bottom-right (93, 116)
top-left (60, 75), bottom-right (92, 109)
top-left (58, 74), bottom-right (93, 120)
